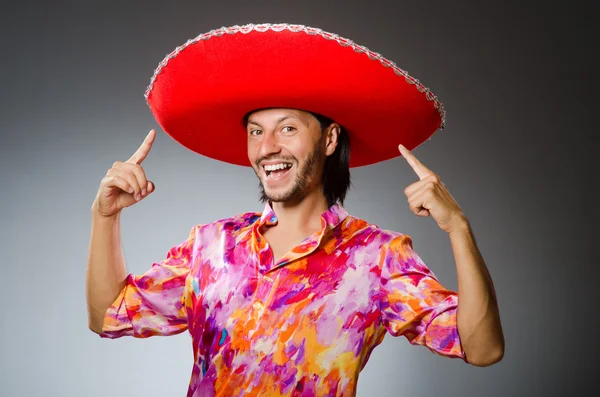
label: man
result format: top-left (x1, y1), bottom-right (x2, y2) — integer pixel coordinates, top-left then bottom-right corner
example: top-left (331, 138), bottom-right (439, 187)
top-left (86, 23), bottom-right (504, 396)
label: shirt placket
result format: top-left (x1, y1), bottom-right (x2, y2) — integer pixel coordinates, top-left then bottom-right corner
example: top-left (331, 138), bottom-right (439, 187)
top-left (250, 269), bottom-right (281, 321)
top-left (249, 232), bottom-right (281, 339)
top-left (253, 223), bottom-right (275, 281)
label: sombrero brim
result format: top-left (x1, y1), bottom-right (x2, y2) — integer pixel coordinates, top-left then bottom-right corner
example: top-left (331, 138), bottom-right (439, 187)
top-left (145, 23), bottom-right (446, 167)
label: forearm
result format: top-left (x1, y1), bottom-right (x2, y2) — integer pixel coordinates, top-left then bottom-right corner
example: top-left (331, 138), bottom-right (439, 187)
top-left (449, 219), bottom-right (504, 366)
top-left (85, 204), bottom-right (128, 334)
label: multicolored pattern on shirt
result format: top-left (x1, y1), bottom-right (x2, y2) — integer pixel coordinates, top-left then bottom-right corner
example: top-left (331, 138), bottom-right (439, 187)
top-left (101, 202), bottom-right (465, 396)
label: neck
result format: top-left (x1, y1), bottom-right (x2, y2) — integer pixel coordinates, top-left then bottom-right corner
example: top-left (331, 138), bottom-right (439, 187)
top-left (270, 189), bottom-right (330, 234)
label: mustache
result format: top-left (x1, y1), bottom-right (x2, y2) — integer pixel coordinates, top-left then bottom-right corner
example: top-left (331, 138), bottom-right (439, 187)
top-left (255, 156), bottom-right (297, 168)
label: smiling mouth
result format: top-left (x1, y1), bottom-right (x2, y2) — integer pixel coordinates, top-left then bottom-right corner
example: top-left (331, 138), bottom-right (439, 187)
top-left (264, 163), bottom-right (293, 179)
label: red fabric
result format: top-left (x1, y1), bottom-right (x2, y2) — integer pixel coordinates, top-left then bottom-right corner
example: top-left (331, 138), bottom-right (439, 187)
top-left (147, 27), bottom-right (443, 167)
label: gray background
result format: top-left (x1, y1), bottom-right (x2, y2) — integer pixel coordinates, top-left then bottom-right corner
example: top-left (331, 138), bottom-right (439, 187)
top-left (0, 1), bottom-right (595, 396)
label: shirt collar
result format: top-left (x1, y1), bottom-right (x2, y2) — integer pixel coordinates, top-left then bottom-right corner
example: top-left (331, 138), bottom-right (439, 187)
top-left (259, 201), bottom-right (349, 232)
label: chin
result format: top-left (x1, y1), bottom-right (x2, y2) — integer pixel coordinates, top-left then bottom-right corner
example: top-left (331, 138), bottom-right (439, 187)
top-left (262, 182), bottom-right (306, 204)
top-left (264, 187), bottom-right (295, 202)
top-left (260, 174), bottom-right (296, 200)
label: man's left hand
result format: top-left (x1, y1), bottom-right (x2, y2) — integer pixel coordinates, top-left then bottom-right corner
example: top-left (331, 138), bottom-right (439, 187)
top-left (398, 144), bottom-right (468, 234)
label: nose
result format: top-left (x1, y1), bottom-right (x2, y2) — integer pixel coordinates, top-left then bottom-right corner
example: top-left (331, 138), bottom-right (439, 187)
top-left (258, 130), bottom-right (281, 159)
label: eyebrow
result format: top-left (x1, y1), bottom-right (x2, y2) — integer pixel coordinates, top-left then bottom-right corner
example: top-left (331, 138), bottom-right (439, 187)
top-left (247, 115), bottom-right (308, 128)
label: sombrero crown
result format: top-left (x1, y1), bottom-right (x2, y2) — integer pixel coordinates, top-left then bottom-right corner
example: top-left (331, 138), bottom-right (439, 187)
top-left (145, 23), bottom-right (446, 167)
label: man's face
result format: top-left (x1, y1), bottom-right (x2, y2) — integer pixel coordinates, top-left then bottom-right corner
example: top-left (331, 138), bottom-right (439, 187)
top-left (246, 108), bottom-right (334, 204)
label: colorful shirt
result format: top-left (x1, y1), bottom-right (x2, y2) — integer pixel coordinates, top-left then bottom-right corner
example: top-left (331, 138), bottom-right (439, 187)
top-left (100, 202), bottom-right (466, 396)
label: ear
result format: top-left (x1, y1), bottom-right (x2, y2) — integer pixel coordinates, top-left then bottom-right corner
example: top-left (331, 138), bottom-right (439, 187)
top-left (324, 123), bottom-right (341, 157)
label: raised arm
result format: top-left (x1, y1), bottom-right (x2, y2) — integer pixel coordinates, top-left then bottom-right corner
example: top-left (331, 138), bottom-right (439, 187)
top-left (397, 144), bottom-right (504, 366)
top-left (86, 130), bottom-right (156, 334)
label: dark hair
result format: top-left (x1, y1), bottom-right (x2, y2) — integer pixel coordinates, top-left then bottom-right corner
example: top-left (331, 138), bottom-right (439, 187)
top-left (311, 112), bottom-right (352, 207)
top-left (243, 109), bottom-right (352, 207)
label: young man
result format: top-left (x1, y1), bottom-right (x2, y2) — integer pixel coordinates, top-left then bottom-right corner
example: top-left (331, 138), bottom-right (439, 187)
top-left (86, 24), bottom-right (504, 396)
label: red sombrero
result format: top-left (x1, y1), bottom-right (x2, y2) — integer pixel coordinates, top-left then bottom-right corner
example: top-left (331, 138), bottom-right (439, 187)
top-left (145, 23), bottom-right (446, 167)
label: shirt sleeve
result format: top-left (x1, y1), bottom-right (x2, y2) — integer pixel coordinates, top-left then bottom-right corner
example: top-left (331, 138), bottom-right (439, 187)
top-left (99, 225), bottom-right (198, 339)
top-left (378, 233), bottom-right (466, 361)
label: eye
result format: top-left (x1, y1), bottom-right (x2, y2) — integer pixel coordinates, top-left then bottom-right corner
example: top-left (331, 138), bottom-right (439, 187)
top-left (281, 126), bottom-right (296, 133)
top-left (249, 129), bottom-right (262, 136)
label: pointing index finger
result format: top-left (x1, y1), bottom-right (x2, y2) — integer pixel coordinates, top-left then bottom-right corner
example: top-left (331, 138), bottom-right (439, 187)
top-left (127, 129), bottom-right (156, 165)
top-left (398, 144), bottom-right (433, 180)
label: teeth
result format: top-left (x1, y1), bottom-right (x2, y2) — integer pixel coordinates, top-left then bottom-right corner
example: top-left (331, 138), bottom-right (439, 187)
top-left (264, 163), bottom-right (291, 171)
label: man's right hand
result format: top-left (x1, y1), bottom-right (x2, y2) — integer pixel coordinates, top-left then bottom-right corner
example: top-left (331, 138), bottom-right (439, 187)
top-left (92, 129), bottom-right (156, 217)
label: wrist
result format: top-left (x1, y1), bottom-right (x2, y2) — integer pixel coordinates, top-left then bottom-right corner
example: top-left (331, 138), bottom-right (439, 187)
top-left (91, 202), bottom-right (121, 222)
top-left (447, 215), bottom-right (470, 236)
